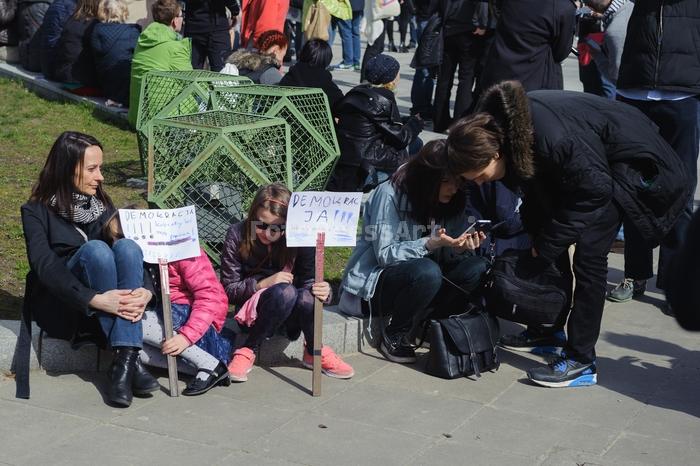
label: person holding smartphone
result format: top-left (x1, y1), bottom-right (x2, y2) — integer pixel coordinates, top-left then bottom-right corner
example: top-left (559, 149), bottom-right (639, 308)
top-left (341, 140), bottom-right (490, 364)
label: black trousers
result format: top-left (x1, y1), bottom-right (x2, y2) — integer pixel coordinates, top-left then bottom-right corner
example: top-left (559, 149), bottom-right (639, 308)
top-left (548, 202), bottom-right (623, 363)
top-left (188, 29), bottom-right (232, 72)
top-left (361, 23), bottom-right (385, 83)
top-left (433, 32), bottom-right (489, 133)
top-left (618, 97), bottom-right (699, 288)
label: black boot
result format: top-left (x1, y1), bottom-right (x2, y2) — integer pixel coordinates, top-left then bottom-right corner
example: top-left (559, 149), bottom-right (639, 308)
top-left (132, 356), bottom-right (160, 396)
top-left (108, 347), bottom-right (139, 407)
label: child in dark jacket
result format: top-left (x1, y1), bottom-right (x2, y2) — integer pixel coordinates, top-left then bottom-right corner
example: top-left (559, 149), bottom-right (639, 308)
top-left (220, 183), bottom-right (354, 382)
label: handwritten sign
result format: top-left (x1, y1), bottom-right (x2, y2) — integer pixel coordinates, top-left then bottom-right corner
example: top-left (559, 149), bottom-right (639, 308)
top-left (118, 206), bottom-right (200, 263)
top-left (286, 192), bottom-right (362, 247)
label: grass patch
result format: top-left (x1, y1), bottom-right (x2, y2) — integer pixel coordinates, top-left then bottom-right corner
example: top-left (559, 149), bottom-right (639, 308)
top-left (0, 78), bottom-right (352, 319)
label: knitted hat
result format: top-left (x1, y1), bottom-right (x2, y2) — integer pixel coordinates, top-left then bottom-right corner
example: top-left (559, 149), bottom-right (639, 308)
top-left (365, 54), bottom-right (400, 85)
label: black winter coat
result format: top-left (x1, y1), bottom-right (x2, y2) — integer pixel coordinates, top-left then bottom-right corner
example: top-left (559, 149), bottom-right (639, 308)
top-left (617, 0), bottom-right (700, 93)
top-left (184, 0), bottom-right (239, 34)
top-left (517, 90), bottom-right (688, 263)
top-left (479, 0), bottom-right (575, 92)
top-left (52, 17), bottom-right (97, 85)
top-left (332, 85), bottom-right (423, 190)
top-left (279, 61), bottom-right (344, 111)
top-left (90, 22), bottom-right (141, 104)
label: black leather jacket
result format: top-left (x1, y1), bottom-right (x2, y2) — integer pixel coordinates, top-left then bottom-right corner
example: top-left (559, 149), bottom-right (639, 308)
top-left (334, 84), bottom-right (423, 176)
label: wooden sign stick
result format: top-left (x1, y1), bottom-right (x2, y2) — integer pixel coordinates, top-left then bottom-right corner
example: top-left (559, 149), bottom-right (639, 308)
top-left (312, 232), bottom-right (326, 397)
top-left (158, 258), bottom-right (179, 397)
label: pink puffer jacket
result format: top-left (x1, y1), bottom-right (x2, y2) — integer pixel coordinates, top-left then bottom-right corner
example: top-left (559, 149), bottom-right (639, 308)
top-left (169, 248), bottom-right (229, 345)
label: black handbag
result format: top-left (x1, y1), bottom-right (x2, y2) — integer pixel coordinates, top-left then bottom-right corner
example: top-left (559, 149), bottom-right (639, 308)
top-left (485, 249), bottom-right (569, 326)
top-left (423, 305), bottom-right (500, 379)
top-left (410, 12), bottom-right (443, 69)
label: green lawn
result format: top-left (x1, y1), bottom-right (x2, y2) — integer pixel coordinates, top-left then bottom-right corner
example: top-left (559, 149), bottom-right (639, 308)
top-left (0, 78), bottom-right (350, 320)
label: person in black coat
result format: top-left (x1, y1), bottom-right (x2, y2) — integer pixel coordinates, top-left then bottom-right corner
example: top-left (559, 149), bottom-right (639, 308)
top-left (280, 39), bottom-right (344, 112)
top-left (667, 209), bottom-right (700, 331)
top-left (446, 81), bottom-right (688, 388)
top-left (21, 131), bottom-right (159, 407)
top-left (184, 0), bottom-right (239, 72)
top-left (328, 54), bottom-right (424, 192)
top-left (51, 0), bottom-right (99, 85)
top-left (478, 0), bottom-right (575, 94)
top-left (90, 0), bottom-right (141, 105)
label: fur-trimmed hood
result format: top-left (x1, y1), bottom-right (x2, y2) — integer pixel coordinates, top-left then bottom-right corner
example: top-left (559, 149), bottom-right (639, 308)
top-left (227, 49), bottom-right (280, 72)
top-left (476, 81), bottom-right (535, 181)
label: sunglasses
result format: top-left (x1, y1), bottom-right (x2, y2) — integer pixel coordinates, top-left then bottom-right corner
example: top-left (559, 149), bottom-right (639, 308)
top-left (255, 221), bottom-right (286, 233)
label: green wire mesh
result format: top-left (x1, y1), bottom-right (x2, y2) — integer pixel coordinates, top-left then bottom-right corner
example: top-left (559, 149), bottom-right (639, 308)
top-left (210, 85), bottom-right (340, 191)
top-left (135, 70), bottom-right (253, 171)
top-left (147, 110), bottom-right (291, 263)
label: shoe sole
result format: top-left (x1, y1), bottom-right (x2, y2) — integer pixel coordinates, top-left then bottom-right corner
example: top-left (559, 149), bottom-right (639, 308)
top-left (182, 372), bottom-right (231, 396)
top-left (229, 367), bottom-right (252, 383)
top-left (301, 361), bottom-right (354, 379)
top-left (527, 373), bottom-right (597, 388)
top-left (606, 295), bottom-right (633, 303)
top-left (379, 342), bottom-right (417, 364)
top-left (499, 343), bottom-right (563, 356)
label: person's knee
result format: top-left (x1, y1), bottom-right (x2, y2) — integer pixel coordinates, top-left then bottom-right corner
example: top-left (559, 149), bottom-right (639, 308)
top-left (81, 240), bottom-right (114, 268)
top-left (112, 238), bottom-right (143, 263)
top-left (460, 257), bottom-right (489, 285)
top-left (412, 259), bottom-right (443, 291)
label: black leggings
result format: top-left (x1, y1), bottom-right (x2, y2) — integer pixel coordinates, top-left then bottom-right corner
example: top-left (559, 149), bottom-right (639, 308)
top-left (384, 7), bottom-right (411, 45)
top-left (244, 283), bottom-right (316, 355)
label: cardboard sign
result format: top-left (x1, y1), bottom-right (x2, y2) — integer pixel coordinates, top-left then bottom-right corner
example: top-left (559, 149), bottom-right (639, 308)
top-left (286, 192), bottom-right (362, 247)
top-left (118, 206), bottom-right (200, 263)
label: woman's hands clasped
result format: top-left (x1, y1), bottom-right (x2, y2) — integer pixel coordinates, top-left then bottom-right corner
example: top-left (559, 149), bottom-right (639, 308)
top-left (89, 287), bottom-right (152, 322)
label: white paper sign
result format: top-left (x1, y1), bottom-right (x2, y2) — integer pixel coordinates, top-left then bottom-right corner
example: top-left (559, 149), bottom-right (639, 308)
top-left (118, 206), bottom-right (200, 264)
top-left (286, 192), bottom-right (362, 247)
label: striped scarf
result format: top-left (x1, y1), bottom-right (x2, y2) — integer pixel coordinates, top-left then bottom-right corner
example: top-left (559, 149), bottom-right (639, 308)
top-left (51, 193), bottom-right (106, 224)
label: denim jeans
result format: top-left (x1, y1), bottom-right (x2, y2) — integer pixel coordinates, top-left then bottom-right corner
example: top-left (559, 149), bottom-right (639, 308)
top-left (336, 11), bottom-right (363, 66)
top-left (67, 239), bottom-right (144, 348)
top-left (410, 19), bottom-right (435, 118)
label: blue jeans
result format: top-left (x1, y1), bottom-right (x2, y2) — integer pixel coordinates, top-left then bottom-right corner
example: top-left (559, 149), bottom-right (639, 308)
top-left (67, 239), bottom-right (145, 348)
top-left (410, 19), bottom-right (435, 118)
top-left (337, 11), bottom-right (363, 66)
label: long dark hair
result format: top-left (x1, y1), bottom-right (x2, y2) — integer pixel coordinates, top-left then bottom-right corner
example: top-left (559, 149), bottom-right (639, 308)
top-left (391, 140), bottom-right (467, 226)
top-left (240, 183), bottom-right (295, 269)
top-left (29, 131), bottom-right (113, 215)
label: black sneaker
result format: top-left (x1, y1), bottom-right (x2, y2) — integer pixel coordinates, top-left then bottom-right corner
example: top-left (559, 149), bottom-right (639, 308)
top-left (380, 331), bottom-right (417, 364)
top-left (527, 356), bottom-right (597, 388)
top-left (499, 329), bottom-right (566, 356)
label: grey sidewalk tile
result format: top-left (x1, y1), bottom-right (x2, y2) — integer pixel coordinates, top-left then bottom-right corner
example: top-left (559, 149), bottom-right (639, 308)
top-left (214, 451), bottom-right (305, 466)
top-left (451, 406), bottom-right (619, 458)
top-left (0, 400), bottom-right (100, 463)
top-left (16, 424), bottom-right (230, 466)
top-left (539, 448), bottom-right (648, 466)
top-left (250, 413), bottom-right (433, 466)
top-left (624, 402), bottom-right (700, 445)
top-left (112, 393), bottom-right (297, 450)
top-left (409, 439), bottom-right (537, 466)
top-left (603, 433), bottom-right (700, 466)
top-left (0, 372), bottom-right (158, 422)
top-left (491, 383), bottom-right (643, 432)
top-left (313, 383), bottom-right (482, 438)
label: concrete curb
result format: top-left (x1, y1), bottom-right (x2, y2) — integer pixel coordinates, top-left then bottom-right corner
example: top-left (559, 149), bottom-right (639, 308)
top-left (0, 306), bottom-right (380, 375)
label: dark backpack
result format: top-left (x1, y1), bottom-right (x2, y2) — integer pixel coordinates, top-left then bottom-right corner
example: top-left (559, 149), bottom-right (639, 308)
top-left (485, 249), bottom-right (569, 326)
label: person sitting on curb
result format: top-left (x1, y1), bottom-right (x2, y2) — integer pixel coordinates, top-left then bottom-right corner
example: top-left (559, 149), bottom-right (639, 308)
top-left (21, 131), bottom-right (159, 407)
top-left (226, 29), bottom-right (288, 84)
top-left (328, 53), bottom-right (424, 192)
top-left (127, 0), bottom-right (192, 126)
top-left (340, 140), bottom-right (489, 364)
top-left (220, 183), bottom-right (355, 382)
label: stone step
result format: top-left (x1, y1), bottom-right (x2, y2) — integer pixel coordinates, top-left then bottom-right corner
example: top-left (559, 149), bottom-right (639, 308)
top-left (0, 307), bottom-right (381, 375)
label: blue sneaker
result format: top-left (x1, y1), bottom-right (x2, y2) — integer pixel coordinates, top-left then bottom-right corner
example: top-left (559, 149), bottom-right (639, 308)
top-left (527, 356), bottom-right (597, 388)
top-left (499, 329), bottom-right (566, 356)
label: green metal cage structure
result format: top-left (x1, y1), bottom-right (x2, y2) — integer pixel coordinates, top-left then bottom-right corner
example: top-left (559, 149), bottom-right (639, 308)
top-left (147, 110), bottom-right (291, 263)
top-left (135, 70), bottom-right (253, 170)
top-left (210, 85), bottom-right (340, 191)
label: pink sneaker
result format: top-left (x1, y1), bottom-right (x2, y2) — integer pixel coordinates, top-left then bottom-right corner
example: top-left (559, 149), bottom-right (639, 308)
top-left (302, 345), bottom-right (355, 379)
top-left (228, 347), bottom-right (256, 382)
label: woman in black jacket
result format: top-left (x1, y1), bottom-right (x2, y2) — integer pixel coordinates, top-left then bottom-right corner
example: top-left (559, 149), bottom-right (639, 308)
top-left (21, 131), bottom-right (159, 407)
top-left (279, 39), bottom-right (344, 112)
top-left (446, 81), bottom-right (688, 388)
top-left (328, 54), bottom-right (424, 192)
top-left (52, 0), bottom-right (99, 86)
top-left (90, 0), bottom-right (141, 105)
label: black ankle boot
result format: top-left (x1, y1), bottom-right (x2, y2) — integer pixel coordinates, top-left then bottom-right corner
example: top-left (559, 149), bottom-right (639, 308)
top-left (108, 347), bottom-right (139, 407)
top-left (132, 356), bottom-right (160, 396)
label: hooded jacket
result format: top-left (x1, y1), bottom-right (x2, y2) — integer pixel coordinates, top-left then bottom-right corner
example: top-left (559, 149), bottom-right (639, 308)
top-left (477, 84), bottom-right (688, 263)
top-left (127, 21), bottom-right (192, 126)
top-left (90, 22), bottom-right (141, 104)
top-left (227, 48), bottom-right (282, 84)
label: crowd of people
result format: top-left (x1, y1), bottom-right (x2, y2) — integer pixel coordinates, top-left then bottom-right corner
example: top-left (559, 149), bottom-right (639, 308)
top-left (14, 0), bottom-right (700, 407)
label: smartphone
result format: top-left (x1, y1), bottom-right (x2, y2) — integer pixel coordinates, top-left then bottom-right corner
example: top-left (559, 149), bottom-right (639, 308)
top-left (464, 219), bottom-right (492, 235)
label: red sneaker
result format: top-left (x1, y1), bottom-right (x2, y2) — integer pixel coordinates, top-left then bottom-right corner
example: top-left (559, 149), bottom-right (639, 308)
top-left (228, 347), bottom-right (256, 382)
top-left (302, 345), bottom-right (355, 379)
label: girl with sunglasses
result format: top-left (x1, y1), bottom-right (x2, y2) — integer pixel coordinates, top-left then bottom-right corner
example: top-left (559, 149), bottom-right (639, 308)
top-left (220, 183), bottom-right (354, 382)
